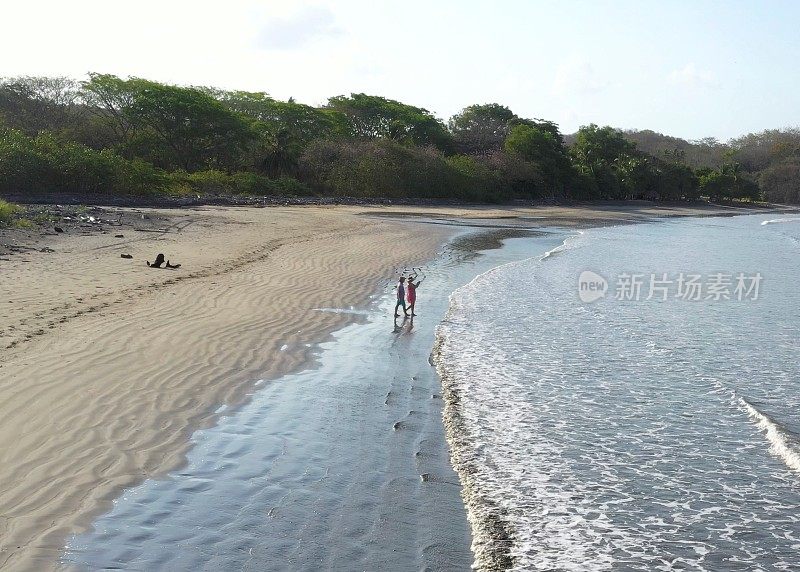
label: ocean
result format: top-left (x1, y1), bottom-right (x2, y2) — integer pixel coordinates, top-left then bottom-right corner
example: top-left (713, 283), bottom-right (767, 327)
top-left (435, 214), bottom-right (800, 570)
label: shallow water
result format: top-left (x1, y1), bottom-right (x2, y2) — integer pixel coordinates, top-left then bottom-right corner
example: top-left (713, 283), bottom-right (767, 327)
top-left (436, 214), bottom-right (800, 571)
top-left (63, 229), bottom-right (565, 571)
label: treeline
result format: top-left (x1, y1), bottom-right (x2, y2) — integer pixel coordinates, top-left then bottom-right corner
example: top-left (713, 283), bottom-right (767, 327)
top-left (0, 74), bottom-right (789, 203)
top-left (621, 128), bottom-right (800, 203)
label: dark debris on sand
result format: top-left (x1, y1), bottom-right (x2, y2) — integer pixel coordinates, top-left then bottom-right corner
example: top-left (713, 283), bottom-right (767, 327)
top-left (0, 204), bottom-right (172, 257)
top-left (3, 191), bottom-right (475, 209)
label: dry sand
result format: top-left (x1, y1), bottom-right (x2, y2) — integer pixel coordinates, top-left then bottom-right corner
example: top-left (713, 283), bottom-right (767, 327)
top-left (0, 201), bottom-right (782, 570)
top-left (358, 200), bottom-right (790, 228)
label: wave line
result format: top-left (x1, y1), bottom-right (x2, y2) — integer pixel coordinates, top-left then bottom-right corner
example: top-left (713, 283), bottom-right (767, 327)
top-left (761, 217), bottom-right (800, 226)
top-left (739, 397), bottom-right (800, 473)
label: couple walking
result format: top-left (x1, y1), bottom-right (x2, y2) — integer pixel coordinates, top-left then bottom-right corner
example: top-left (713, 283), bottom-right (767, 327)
top-left (395, 275), bottom-right (421, 317)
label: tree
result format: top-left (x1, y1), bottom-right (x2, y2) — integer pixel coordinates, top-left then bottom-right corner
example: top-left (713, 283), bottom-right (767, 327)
top-left (571, 124), bottom-right (639, 199)
top-left (504, 123), bottom-right (571, 196)
top-left (760, 159), bottom-right (800, 204)
top-left (448, 103), bottom-right (517, 155)
top-left (614, 154), bottom-right (658, 199)
top-left (697, 162), bottom-right (760, 201)
top-left (80, 73), bottom-right (155, 146)
top-left (505, 124), bottom-right (556, 162)
top-left (622, 129), bottom-right (728, 170)
top-left (214, 90), bottom-right (342, 139)
top-left (475, 150), bottom-right (543, 199)
top-left (299, 138), bottom-right (461, 199)
top-left (325, 93), bottom-right (452, 150)
top-left (0, 76), bottom-right (83, 135)
top-left (655, 162), bottom-right (699, 201)
top-left (126, 84), bottom-right (253, 171)
top-left (572, 124), bottom-right (636, 168)
top-left (697, 168), bottom-right (730, 201)
top-left (729, 128), bottom-right (800, 172)
top-left (82, 77), bottom-right (256, 170)
top-left (214, 91), bottom-right (346, 176)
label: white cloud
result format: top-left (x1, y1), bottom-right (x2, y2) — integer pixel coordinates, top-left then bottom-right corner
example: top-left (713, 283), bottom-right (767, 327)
top-left (552, 60), bottom-right (608, 96)
top-left (668, 63), bottom-right (719, 88)
top-left (255, 6), bottom-right (343, 50)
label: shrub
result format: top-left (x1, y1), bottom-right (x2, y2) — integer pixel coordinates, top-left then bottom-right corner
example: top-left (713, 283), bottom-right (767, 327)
top-left (168, 169), bottom-right (311, 196)
top-left (473, 150), bottom-right (544, 200)
top-left (261, 175), bottom-right (311, 195)
top-left (0, 129), bottom-right (169, 195)
top-left (698, 165), bottom-right (761, 202)
top-left (0, 199), bottom-right (20, 225)
top-left (298, 139), bottom-right (535, 201)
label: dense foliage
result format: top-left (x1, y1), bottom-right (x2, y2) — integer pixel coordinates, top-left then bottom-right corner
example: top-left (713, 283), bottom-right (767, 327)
top-left (0, 128), bottom-right (169, 195)
top-left (0, 73), bottom-right (793, 202)
top-left (619, 128), bottom-right (800, 202)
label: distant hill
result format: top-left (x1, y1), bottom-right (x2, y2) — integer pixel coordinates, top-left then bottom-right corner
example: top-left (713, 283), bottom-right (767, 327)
top-left (566, 129), bottom-right (728, 170)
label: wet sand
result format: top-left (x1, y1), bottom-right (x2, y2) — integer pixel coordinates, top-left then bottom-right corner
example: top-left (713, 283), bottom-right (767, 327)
top-left (63, 227), bottom-right (567, 571)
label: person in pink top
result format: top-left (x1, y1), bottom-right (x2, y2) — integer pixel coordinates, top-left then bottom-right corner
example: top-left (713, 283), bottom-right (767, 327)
top-left (406, 274), bottom-right (423, 316)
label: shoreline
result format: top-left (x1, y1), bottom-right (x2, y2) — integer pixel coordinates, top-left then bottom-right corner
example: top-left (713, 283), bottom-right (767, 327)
top-left (0, 206), bottom-right (452, 570)
top-left (3, 200), bottom-right (797, 261)
top-left (433, 234), bottom-right (576, 570)
top-left (0, 203), bottom-right (787, 570)
top-left (62, 225), bottom-right (526, 570)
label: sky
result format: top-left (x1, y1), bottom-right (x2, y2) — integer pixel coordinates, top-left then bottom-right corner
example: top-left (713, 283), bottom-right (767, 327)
top-left (2, 0), bottom-right (798, 140)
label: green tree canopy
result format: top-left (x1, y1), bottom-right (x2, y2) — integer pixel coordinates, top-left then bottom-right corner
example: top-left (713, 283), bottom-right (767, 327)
top-left (81, 73), bottom-right (157, 146)
top-left (448, 103), bottom-right (517, 155)
top-left (504, 123), bottom-right (572, 195)
top-left (81, 76), bottom-right (255, 170)
top-left (215, 90), bottom-right (343, 136)
top-left (0, 72), bottom-right (781, 204)
top-left (697, 163), bottom-right (760, 201)
top-left (572, 124), bottom-right (636, 168)
top-left (654, 161), bottom-right (699, 201)
top-left (570, 124), bottom-right (641, 199)
top-left (126, 83), bottom-right (253, 171)
top-left (212, 90), bottom-right (346, 176)
top-left (505, 124), bottom-right (558, 162)
top-left (325, 93), bottom-right (452, 150)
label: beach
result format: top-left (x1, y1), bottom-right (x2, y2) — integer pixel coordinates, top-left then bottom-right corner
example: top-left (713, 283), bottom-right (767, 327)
top-left (0, 201), bottom-right (783, 570)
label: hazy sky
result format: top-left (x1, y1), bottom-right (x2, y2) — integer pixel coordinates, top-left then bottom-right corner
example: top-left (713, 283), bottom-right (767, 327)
top-left (2, 0), bottom-right (798, 140)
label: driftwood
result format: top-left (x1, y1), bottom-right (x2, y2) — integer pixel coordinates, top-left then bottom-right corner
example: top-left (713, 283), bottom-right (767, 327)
top-left (146, 253), bottom-right (181, 269)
